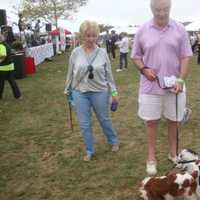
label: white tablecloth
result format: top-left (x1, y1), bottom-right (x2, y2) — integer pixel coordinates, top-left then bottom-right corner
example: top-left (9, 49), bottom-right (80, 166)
top-left (25, 43), bottom-right (54, 65)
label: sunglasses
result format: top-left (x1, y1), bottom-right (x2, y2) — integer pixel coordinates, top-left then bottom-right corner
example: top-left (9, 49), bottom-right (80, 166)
top-left (88, 65), bottom-right (94, 79)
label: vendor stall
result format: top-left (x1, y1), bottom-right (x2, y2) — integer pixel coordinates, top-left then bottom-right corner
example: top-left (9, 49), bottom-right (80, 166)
top-left (25, 43), bottom-right (53, 65)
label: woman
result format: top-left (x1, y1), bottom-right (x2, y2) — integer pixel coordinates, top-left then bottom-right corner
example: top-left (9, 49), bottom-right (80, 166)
top-left (64, 20), bottom-right (119, 161)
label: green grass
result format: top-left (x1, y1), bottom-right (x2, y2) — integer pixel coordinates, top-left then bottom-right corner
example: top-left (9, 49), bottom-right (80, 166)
top-left (0, 50), bottom-right (200, 200)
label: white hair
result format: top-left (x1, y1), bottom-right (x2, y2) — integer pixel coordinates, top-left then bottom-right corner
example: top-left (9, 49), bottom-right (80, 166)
top-left (150, 0), bottom-right (171, 8)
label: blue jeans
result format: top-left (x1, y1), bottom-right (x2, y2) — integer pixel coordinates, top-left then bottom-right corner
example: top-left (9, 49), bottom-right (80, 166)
top-left (72, 90), bottom-right (118, 156)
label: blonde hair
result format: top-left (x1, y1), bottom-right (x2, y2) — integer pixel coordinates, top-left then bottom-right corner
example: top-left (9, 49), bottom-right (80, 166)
top-left (79, 20), bottom-right (100, 40)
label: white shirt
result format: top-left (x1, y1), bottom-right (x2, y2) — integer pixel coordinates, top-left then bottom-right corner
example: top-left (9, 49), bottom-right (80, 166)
top-left (116, 36), bottom-right (129, 53)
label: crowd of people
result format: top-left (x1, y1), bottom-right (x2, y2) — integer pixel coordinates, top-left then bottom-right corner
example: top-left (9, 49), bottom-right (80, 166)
top-left (64, 0), bottom-right (192, 177)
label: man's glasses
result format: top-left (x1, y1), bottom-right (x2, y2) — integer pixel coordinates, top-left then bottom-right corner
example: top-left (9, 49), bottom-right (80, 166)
top-left (88, 65), bottom-right (94, 79)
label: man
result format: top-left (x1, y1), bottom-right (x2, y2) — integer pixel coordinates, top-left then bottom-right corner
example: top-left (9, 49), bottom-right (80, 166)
top-left (131, 0), bottom-right (192, 175)
top-left (110, 30), bottom-right (118, 59)
top-left (0, 33), bottom-right (22, 99)
top-left (104, 30), bottom-right (111, 57)
top-left (18, 13), bottom-right (24, 32)
top-left (196, 31), bottom-right (200, 64)
top-left (115, 32), bottom-right (129, 71)
top-left (34, 19), bottom-right (41, 40)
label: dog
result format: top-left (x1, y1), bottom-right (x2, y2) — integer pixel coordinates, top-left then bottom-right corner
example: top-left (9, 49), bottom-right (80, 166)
top-left (138, 149), bottom-right (200, 200)
top-left (138, 171), bottom-right (198, 200)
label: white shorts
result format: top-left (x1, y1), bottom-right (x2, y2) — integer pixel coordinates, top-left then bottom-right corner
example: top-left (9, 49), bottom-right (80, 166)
top-left (138, 92), bottom-right (186, 122)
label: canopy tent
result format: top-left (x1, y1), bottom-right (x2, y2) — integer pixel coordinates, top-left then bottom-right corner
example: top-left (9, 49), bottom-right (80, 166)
top-left (49, 28), bottom-right (72, 36)
top-left (185, 21), bottom-right (200, 32)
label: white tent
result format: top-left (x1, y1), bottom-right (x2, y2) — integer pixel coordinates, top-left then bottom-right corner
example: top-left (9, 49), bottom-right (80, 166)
top-left (100, 25), bottom-right (140, 36)
top-left (110, 25), bottom-right (139, 35)
top-left (185, 21), bottom-right (200, 32)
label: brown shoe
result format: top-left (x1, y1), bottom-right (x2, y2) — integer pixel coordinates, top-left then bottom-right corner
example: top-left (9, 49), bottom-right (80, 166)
top-left (111, 144), bottom-right (119, 152)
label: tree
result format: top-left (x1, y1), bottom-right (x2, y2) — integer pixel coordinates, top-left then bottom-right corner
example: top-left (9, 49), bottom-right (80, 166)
top-left (18, 0), bottom-right (88, 28)
top-left (98, 24), bottom-right (113, 33)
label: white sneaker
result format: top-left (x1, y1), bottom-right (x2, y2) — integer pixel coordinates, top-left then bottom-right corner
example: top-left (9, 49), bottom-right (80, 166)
top-left (146, 161), bottom-right (157, 176)
top-left (116, 69), bottom-right (122, 72)
top-left (168, 154), bottom-right (177, 164)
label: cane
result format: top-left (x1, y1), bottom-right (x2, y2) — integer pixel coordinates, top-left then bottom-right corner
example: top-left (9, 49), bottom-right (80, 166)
top-left (67, 98), bottom-right (74, 133)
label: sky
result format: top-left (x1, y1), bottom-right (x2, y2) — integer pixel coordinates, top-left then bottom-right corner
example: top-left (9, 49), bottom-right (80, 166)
top-left (2, 0), bottom-right (200, 32)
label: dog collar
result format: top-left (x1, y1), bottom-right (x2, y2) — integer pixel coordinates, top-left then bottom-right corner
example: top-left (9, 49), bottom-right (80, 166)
top-left (177, 159), bottom-right (198, 164)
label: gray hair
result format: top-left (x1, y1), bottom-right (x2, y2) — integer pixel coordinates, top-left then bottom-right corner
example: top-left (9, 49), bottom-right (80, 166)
top-left (150, 0), bottom-right (171, 8)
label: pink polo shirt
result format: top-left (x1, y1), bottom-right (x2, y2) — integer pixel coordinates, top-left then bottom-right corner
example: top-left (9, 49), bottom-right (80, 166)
top-left (131, 19), bottom-right (192, 95)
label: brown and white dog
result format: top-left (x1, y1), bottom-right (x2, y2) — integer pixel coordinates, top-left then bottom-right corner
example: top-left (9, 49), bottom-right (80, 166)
top-left (139, 171), bottom-right (198, 200)
top-left (138, 149), bottom-right (200, 200)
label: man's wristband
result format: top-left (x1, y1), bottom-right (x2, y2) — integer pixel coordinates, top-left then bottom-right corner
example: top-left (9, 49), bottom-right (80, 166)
top-left (139, 66), bottom-right (149, 74)
top-left (176, 78), bottom-right (185, 85)
top-left (111, 91), bottom-right (118, 97)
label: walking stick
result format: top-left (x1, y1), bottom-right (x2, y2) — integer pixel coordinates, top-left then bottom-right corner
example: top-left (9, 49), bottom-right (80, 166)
top-left (68, 101), bottom-right (74, 132)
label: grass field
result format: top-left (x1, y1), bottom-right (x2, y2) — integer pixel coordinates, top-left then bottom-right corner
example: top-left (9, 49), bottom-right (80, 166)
top-left (0, 50), bottom-right (200, 200)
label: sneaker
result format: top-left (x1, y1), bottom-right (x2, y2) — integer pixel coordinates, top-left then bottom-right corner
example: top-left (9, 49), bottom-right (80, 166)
top-left (116, 69), bottom-right (122, 72)
top-left (168, 154), bottom-right (177, 164)
top-left (146, 161), bottom-right (157, 176)
top-left (111, 144), bottom-right (119, 152)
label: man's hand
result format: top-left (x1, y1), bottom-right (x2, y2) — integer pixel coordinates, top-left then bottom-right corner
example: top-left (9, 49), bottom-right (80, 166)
top-left (142, 68), bottom-right (157, 81)
top-left (170, 82), bottom-right (184, 94)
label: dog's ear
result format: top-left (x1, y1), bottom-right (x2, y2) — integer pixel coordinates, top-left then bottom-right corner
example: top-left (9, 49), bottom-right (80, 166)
top-left (191, 171), bottom-right (198, 179)
top-left (182, 179), bottom-right (190, 188)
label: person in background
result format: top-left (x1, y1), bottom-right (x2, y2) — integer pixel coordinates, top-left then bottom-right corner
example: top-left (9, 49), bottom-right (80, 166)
top-left (196, 31), bottom-right (200, 64)
top-left (18, 13), bottom-right (25, 32)
top-left (190, 33), bottom-right (197, 53)
top-left (34, 19), bottom-right (41, 40)
top-left (115, 32), bottom-right (129, 72)
top-left (0, 33), bottom-right (22, 100)
top-left (64, 20), bottom-right (119, 162)
top-left (104, 30), bottom-right (111, 58)
top-left (131, 0), bottom-right (192, 175)
top-left (110, 30), bottom-right (118, 59)
top-left (25, 24), bottom-right (33, 47)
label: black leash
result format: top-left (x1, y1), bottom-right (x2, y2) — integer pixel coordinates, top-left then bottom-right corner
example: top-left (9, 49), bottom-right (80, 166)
top-left (176, 94), bottom-right (179, 156)
top-left (177, 159), bottom-right (197, 164)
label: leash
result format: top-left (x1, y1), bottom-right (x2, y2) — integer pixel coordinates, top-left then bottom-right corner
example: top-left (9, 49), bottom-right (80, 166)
top-left (177, 159), bottom-right (198, 164)
top-left (68, 101), bottom-right (74, 132)
top-left (176, 94), bottom-right (179, 156)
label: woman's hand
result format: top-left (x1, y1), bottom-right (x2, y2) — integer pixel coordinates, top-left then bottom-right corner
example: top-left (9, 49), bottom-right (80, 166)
top-left (112, 95), bottom-right (119, 103)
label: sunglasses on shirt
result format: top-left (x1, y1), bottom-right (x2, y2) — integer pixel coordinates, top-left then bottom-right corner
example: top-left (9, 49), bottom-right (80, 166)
top-left (88, 65), bottom-right (94, 79)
